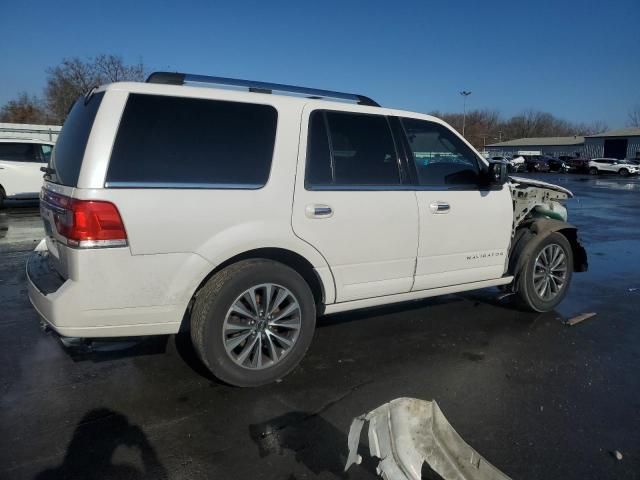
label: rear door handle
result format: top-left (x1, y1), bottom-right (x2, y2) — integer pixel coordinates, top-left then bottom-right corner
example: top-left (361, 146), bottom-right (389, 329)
top-left (305, 204), bottom-right (333, 218)
top-left (429, 201), bottom-right (450, 214)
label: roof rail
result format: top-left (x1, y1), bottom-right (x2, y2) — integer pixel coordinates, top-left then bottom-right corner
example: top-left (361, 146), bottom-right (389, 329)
top-left (145, 72), bottom-right (380, 107)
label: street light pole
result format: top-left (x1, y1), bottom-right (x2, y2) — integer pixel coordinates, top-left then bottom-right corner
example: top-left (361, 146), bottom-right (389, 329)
top-left (460, 90), bottom-right (471, 137)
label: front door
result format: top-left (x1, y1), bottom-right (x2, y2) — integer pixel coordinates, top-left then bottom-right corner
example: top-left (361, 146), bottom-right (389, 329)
top-left (398, 117), bottom-right (512, 291)
top-left (292, 107), bottom-right (419, 303)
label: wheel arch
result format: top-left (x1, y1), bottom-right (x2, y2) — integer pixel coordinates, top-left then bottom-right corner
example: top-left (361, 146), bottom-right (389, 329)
top-left (508, 218), bottom-right (588, 286)
top-left (181, 247), bottom-right (329, 331)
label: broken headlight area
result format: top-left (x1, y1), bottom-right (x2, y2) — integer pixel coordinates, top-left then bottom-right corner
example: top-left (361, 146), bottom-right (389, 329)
top-left (509, 176), bottom-right (572, 231)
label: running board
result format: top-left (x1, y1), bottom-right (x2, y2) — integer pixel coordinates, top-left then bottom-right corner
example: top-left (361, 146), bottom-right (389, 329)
top-left (323, 276), bottom-right (513, 315)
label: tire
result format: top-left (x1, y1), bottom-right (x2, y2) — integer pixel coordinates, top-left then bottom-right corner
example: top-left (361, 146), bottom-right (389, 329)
top-left (0, 187), bottom-right (5, 209)
top-left (619, 168), bottom-right (629, 177)
top-left (515, 232), bottom-right (573, 312)
top-left (190, 259), bottom-right (316, 387)
top-left (589, 167), bottom-right (598, 175)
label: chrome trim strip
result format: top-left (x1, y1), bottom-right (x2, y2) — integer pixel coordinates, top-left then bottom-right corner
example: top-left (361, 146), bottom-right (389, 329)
top-left (105, 181), bottom-right (264, 190)
top-left (305, 184), bottom-right (503, 192)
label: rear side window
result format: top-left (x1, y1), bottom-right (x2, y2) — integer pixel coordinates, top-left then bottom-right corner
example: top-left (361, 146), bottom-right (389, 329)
top-left (401, 118), bottom-right (480, 186)
top-left (106, 94), bottom-right (278, 188)
top-left (0, 143), bottom-right (37, 162)
top-left (49, 92), bottom-right (104, 186)
top-left (306, 110), bottom-right (400, 187)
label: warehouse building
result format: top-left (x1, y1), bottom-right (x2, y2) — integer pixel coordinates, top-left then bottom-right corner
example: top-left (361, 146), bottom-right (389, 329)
top-left (486, 136), bottom-right (585, 157)
top-left (583, 128), bottom-right (640, 160)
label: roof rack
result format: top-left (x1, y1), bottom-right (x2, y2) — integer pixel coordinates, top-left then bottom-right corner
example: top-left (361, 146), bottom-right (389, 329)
top-left (145, 72), bottom-right (380, 107)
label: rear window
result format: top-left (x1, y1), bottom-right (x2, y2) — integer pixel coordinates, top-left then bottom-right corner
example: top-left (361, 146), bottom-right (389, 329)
top-left (48, 92), bottom-right (104, 186)
top-left (0, 143), bottom-right (37, 162)
top-left (106, 94), bottom-right (278, 188)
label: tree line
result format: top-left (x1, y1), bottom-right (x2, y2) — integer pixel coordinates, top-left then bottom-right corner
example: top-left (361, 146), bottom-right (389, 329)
top-left (0, 55), bottom-right (144, 125)
top-left (432, 109), bottom-right (612, 150)
top-left (2, 53), bottom-right (637, 150)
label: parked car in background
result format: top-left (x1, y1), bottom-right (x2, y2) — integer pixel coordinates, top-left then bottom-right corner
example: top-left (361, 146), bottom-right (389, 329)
top-left (560, 156), bottom-right (588, 173)
top-left (524, 155), bottom-right (551, 172)
top-left (490, 155), bottom-right (523, 173)
top-left (546, 157), bottom-right (569, 173)
top-left (0, 138), bottom-right (53, 207)
top-left (588, 158), bottom-right (639, 177)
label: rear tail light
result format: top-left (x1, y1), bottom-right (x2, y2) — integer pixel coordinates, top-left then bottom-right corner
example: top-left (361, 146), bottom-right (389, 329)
top-left (41, 189), bottom-right (128, 248)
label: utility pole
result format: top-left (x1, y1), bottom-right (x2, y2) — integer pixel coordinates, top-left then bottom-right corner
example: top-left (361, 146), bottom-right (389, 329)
top-left (498, 130), bottom-right (503, 143)
top-left (460, 90), bottom-right (472, 137)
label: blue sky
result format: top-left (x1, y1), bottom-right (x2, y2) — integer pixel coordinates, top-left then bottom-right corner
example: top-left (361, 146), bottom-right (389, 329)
top-left (1, 0), bottom-right (638, 127)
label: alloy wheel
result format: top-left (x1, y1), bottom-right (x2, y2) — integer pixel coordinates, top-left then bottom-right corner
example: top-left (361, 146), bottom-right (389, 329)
top-left (222, 283), bottom-right (301, 370)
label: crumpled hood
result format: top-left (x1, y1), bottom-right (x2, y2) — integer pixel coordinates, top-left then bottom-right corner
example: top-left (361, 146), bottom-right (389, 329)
top-left (509, 176), bottom-right (573, 197)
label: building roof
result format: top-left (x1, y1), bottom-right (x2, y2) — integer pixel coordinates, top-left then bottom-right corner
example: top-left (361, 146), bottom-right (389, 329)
top-left (585, 127), bottom-right (640, 138)
top-left (486, 136), bottom-right (584, 147)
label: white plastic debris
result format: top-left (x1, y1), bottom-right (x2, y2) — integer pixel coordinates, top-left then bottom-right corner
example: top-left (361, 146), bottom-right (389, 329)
top-left (345, 398), bottom-right (511, 480)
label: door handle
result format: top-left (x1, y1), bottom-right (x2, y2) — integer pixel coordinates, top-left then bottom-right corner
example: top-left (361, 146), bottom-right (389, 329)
top-left (429, 201), bottom-right (450, 214)
top-left (305, 204), bottom-right (333, 218)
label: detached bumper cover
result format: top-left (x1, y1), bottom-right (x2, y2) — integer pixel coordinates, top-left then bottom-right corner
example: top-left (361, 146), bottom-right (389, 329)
top-left (345, 398), bottom-right (511, 480)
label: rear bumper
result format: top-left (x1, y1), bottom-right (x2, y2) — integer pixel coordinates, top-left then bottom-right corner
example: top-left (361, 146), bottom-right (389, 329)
top-left (26, 239), bottom-right (198, 338)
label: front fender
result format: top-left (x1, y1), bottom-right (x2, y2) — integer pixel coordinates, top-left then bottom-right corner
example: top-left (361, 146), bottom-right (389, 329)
top-left (509, 218), bottom-right (588, 283)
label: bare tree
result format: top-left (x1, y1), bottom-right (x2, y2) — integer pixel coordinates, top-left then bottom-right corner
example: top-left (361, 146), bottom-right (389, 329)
top-left (628, 105), bottom-right (640, 128)
top-left (0, 92), bottom-right (50, 124)
top-left (44, 55), bottom-right (145, 122)
top-left (427, 108), bottom-right (608, 150)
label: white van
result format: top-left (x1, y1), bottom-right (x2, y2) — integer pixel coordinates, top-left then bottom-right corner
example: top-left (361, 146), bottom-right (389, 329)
top-left (0, 138), bottom-right (54, 206)
top-left (27, 72), bottom-right (587, 386)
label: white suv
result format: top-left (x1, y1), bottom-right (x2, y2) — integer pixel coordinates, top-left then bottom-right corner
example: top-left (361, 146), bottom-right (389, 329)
top-left (27, 72), bottom-right (588, 386)
top-left (588, 158), bottom-right (639, 176)
top-left (0, 138), bottom-right (54, 207)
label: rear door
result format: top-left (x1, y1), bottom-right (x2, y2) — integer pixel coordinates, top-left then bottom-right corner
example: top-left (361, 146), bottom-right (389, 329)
top-left (292, 107), bottom-right (419, 303)
top-left (399, 117), bottom-right (512, 290)
top-left (0, 142), bottom-right (43, 197)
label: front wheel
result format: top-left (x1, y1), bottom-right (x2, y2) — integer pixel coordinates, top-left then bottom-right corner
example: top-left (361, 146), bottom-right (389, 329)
top-left (589, 167), bottom-right (598, 175)
top-left (190, 259), bottom-right (316, 387)
top-left (619, 168), bottom-right (629, 177)
top-left (515, 232), bottom-right (573, 312)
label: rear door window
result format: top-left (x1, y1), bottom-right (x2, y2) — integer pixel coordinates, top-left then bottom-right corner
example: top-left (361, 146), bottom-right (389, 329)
top-left (106, 94), bottom-right (278, 188)
top-left (0, 143), bottom-right (37, 162)
top-left (48, 92), bottom-right (104, 186)
top-left (401, 117), bottom-right (481, 187)
top-left (305, 110), bottom-right (400, 187)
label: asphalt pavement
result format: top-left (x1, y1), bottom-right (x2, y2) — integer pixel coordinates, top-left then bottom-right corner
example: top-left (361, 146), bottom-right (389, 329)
top-left (1, 173), bottom-right (639, 479)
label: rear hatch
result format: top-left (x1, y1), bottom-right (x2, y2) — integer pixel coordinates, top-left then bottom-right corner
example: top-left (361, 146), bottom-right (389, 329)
top-left (40, 91), bottom-right (127, 279)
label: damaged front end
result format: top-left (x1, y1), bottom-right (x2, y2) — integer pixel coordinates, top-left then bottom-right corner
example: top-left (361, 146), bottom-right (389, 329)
top-left (507, 176), bottom-right (588, 273)
top-left (345, 398), bottom-right (511, 480)
top-left (509, 176), bottom-right (572, 232)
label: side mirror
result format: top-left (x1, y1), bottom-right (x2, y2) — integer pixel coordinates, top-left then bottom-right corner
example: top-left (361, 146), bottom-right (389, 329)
top-left (487, 161), bottom-right (508, 185)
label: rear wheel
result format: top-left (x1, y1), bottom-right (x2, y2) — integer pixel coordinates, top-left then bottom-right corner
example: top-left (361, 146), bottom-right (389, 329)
top-left (515, 232), bottom-right (573, 312)
top-left (0, 187), bottom-right (5, 209)
top-left (589, 167), bottom-right (598, 175)
top-left (619, 168), bottom-right (629, 177)
top-left (190, 259), bottom-right (316, 387)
